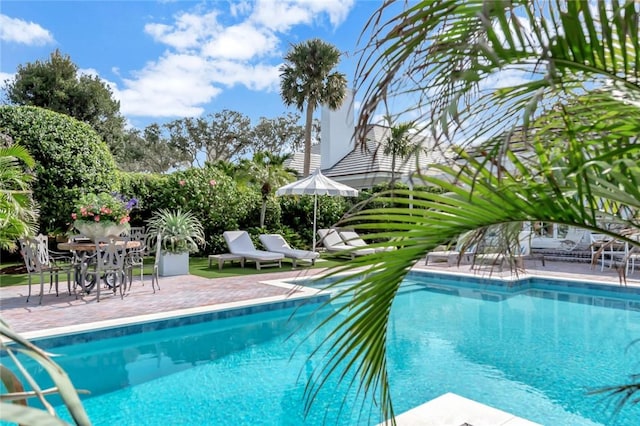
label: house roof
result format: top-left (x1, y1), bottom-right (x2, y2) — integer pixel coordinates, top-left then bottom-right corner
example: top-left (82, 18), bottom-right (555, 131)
top-left (285, 125), bottom-right (454, 188)
top-left (283, 151), bottom-right (321, 177)
top-left (322, 126), bottom-right (454, 188)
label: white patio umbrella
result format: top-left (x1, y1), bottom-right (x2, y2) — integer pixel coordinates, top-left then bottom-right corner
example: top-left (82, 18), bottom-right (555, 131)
top-left (276, 169), bottom-right (359, 251)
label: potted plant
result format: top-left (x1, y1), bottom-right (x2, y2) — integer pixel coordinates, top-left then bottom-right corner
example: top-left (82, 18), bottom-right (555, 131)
top-left (146, 209), bottom-right (205, 276)
top-left (71, 192), bottom-right (137, 240)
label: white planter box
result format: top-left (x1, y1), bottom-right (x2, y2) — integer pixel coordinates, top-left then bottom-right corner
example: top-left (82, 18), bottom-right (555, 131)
top-left (159, 252), bottom-right (189, 276)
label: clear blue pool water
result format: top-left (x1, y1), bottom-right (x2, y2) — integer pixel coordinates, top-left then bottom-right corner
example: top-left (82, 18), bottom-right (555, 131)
top-left (8, 274), bottom-right (640, 425)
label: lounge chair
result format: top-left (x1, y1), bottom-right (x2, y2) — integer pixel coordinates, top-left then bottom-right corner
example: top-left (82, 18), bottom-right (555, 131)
top-left (259, 234), bottom-right (319, 268)
top-left (425, 232), bottom-right (475, 266)
top-left (338, 230), bottom-right (394, 253)
top-left (472, 231), bottom-right (537, 271)
top-left (223, 231), bottom-right (284, 270)
top-left (558, 227), bottom-right (591, 251)
top-left (317, 228), bottom-right (376, 259)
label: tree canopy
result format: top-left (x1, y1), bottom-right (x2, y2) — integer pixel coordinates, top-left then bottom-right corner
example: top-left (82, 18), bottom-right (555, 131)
top-left (2, 50), bottom-right (127, 162)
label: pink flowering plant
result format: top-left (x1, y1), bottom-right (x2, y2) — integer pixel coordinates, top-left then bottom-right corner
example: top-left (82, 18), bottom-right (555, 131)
top-left (71, 192), bottom-right (137, 225)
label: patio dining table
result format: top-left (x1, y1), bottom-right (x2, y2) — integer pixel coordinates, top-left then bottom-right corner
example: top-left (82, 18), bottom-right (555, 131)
top-left (58, 240), bottom-right (141, 295)
top-left (57, 240), bottom-right (141, 252)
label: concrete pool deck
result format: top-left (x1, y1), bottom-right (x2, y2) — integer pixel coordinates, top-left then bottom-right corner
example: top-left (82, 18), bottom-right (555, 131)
top-left (1, 259), bottom-right (639, 338)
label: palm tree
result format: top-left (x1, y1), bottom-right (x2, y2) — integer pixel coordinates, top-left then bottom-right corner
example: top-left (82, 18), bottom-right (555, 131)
top-left (0, 143), bottom-right (39, 252)
top-left (304, 0), bottom-right (640, 422)
top-left (382, 118), bottom-right (416, 185)
top-left (209, 159), bottom-right (238, 178)
top-left (280, 38), bottom-right (347, 177)
top-left (239, 152), bottom-right (295, 228)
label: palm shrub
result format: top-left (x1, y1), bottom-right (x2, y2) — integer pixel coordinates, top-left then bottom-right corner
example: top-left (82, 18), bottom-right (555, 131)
top-left (237, 152), bottom-right (295, 228)
top-left (1, 319), bottom-right (91, 425)
top-left (0, 144), bottom-right (39, 252)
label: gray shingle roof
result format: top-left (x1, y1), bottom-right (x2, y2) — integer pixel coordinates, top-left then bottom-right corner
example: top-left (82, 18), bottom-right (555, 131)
top-left (324, 127), bottom-right (451, 178)
top-left (283, 152), bottom-right (321, 177)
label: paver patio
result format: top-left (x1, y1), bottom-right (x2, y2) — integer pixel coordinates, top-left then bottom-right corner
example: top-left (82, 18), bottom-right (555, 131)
top-left (1, 259), bottom-right (638, 337)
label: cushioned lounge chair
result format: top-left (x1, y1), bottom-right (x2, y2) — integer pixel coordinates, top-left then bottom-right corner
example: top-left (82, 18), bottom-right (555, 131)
top-left (259, 234), bottom-right (319, 268)
top-left (223, 231), bottom-right (284, 270)
top-left (338, 230), bottom-right (394, 253)
top-left (317, 228), bottom-right (375, 259)
top-left (425, 232), bottom-right (475, 266)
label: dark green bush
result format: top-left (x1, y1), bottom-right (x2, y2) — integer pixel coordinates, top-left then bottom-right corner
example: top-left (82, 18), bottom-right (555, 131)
top-left (279, 194), bottom-right (351, 249)
top-left (0, 106), bottom-right (118, 233)
top-left (117, 171), bottom-right (167, 227)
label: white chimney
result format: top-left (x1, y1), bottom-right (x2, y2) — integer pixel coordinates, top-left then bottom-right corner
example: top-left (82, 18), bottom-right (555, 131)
top-left (320, 89), bottom-right (355, 170)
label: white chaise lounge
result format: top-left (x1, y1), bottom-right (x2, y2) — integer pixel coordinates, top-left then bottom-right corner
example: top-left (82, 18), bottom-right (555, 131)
top-left (338, 230), bottom-right (394, 253)
top-left (259, 234), bottom-right (319, 268)
top-left (317, 228), bottom-right (375, 259)
top-left (223, 230), bottom-right (284, 270)
top-left (425, 232), bottom-right (475, 266)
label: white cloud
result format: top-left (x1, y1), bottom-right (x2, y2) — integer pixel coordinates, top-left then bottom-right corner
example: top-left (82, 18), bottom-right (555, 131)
top-left (0, 71), bottom-right (15, 85)
top-left (251, 1), bottom-right (312, 32)
top-left (251, 0), bottom-right (353, 32)
top-left (479, 66), bottom-right (532, 91)
top-left (230, 1), bottom-right (253, 17)
top-left (202, 23), bottom-right (278, 60)
top-left (144, 11), bottom-right (222, 51)
top-left (0, 14), bottom-right (54, 45)
top-left (115, 54), bottom-right (222, 117)
top-left (115, 0), bottom-right (356, 118)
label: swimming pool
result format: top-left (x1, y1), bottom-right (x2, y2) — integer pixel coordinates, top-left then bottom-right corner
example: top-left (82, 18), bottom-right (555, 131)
top-left (7, 272), bottom-right (640, 425)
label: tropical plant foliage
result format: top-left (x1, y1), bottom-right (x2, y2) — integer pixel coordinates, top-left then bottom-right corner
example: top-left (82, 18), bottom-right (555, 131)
top-left (238, 152), bottom-right (296, 228)
top-left (307, 0), bottom-right (640, 423)
top-left (0, 144), bottom-right (39, 252)
top-left (146, 209), bottom-right (205, 254)
top-left (0, 318), bottom-right (91, 425)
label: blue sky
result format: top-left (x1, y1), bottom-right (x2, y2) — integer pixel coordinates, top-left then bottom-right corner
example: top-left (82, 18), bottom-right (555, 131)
top-left (0, 0), bottom-right (381, 130)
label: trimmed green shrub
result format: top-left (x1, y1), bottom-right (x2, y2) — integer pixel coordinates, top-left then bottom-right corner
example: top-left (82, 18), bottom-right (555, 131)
top-left (117, 171), bottom-right (168, 227)
top-left (0, 106), bottom-right (118, 233)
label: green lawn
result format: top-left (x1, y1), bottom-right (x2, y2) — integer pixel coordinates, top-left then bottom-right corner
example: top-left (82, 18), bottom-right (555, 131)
top-left (0, 256), bottom-right (344, 287)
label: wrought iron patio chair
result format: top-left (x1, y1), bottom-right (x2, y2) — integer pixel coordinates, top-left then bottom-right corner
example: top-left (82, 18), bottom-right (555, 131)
top-left (82, 236), bottom-right (128, 302)
top-left (125, 228), bottom-right (147, 287)
top-left (18, 234), bottom-right (73, 304)
top-left (150, 233), bottom-right (161, 293)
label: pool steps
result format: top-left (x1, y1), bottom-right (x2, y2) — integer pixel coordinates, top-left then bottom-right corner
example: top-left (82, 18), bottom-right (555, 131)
top-left (384, 392), bottom-right (541, 426)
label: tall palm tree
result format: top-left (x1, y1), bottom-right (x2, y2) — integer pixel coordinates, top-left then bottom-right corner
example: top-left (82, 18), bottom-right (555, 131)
top-left (239, 152), bottom-right (295, 228)
top-left (280, 38), bottom-right (347, 177)
top-left (304, 0), bottom-right (640, 423)
top-left (0, 143), bottom-right (39, 252)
